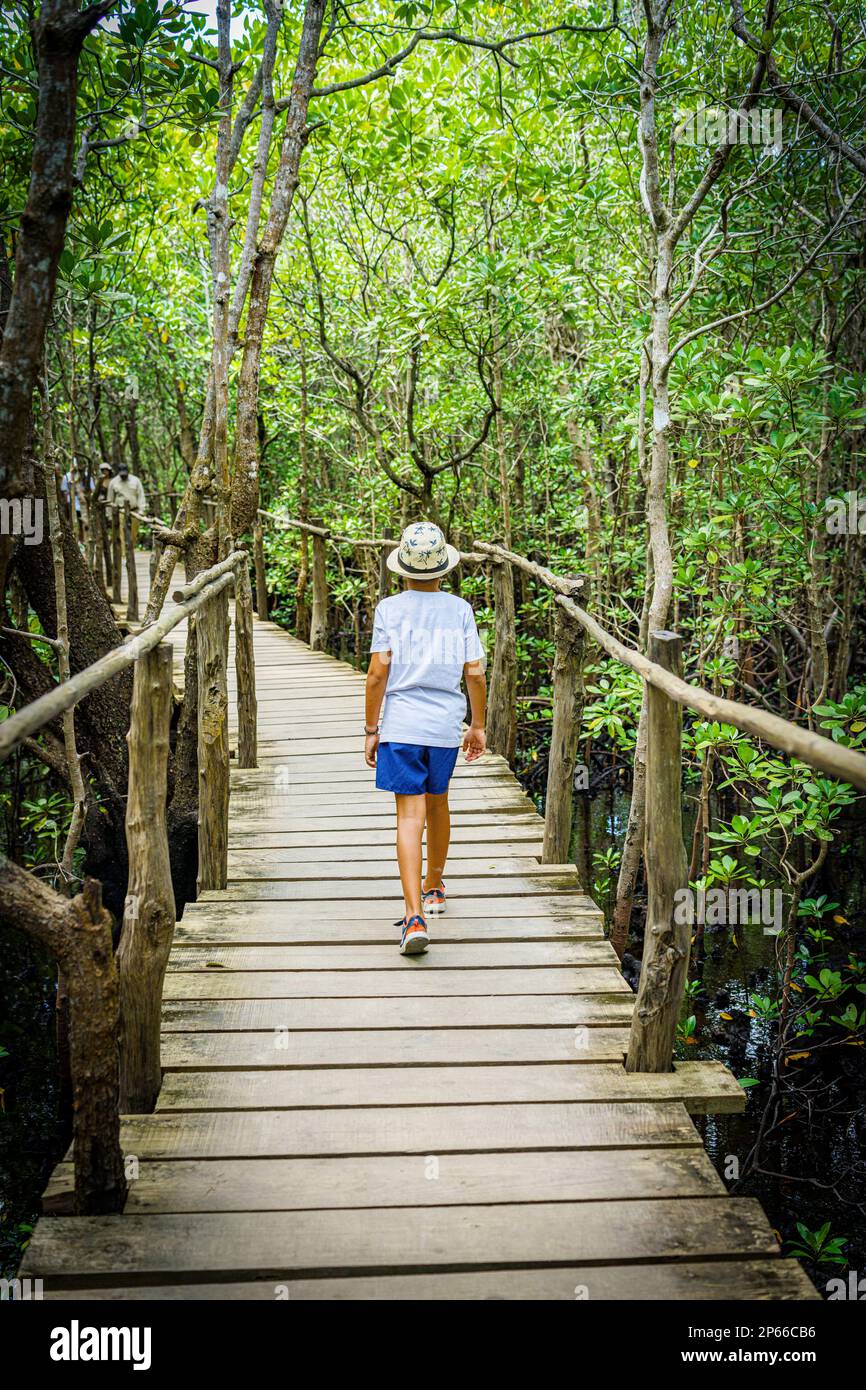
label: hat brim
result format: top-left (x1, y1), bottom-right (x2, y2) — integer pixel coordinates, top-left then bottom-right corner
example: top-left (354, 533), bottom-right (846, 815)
top-left (386, 542), bottom-right (461, 580)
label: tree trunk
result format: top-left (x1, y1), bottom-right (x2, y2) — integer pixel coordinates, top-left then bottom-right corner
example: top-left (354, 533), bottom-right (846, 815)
top-left (486, 558), bottom-right (517, 762)
top-left (230, 0), bottom-right (327, 536)
top-left (625, 632), bottom-right (690, 1073)
top-left (123, 503), bottom-right (138, 623)
top-left (117, 644), bottom-right (175, 1112)
top-left (309, 529), bottom-right (328, 652)
top-left (253, 520), bottom-right (268, 619)
top-left (542, 594), bottom-right (586, 866)
top-left (234, 558), bottom-right (258, 768)
top-left (0, 0), bottom-right (108, 497)
top-left (0, 860), bottom-right (127, 1213)
top-left (197, 584), bottom-right (230, 891)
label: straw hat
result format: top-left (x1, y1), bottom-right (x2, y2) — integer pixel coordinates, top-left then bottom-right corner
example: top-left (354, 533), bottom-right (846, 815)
top-left (385, 522), bottom-right (461, 580)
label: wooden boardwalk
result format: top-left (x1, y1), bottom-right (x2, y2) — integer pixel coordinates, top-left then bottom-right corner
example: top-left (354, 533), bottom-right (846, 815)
top-left (24, 564), bottom-right (817, 1299)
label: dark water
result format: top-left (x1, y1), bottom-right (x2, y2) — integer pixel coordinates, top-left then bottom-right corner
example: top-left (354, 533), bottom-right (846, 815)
top-left (0, 930), bottom-right (61, 1277)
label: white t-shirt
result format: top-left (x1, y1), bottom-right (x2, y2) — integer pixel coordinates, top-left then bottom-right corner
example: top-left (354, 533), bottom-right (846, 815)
top-left (370, 590), bottom-right (485, 748)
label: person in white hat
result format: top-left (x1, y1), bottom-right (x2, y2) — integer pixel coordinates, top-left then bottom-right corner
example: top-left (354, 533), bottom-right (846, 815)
top-left (364, 521), bottom-right (487, 954)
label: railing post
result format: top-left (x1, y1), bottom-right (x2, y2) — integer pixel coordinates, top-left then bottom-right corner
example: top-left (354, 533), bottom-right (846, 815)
top-left (111, 506), bottom-right (122, 606)
top-left (309, 522), bottom-right (328, 652)
top-left (486, 555), bottom-right (517, 762)
top-left (91, 500), bottom-right (107, 597)
top-left (197, 584), bottom-right (230, 891)
top-left (234, 556), bottom-right (258, 768)
top-left (542, 585), bottom-right (586, 864)
top-left (253, 520), bottom-right (268, 619)
top-left (151, 529), bottom-right (163, 585)
top-left (378, 536), bottom-right (396, 601)
top-left (117, 642), bottom-right (175, 1112)
top-left (123, 502), bottom-right (138, 623)
top-left (626, 630), bottom-right (690, 1073)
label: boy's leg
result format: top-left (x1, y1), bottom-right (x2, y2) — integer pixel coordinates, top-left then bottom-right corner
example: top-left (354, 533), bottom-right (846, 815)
top-left (424, 791), bottom-right (450, 891)
top-left (395, 793), bottom-right (426, 919)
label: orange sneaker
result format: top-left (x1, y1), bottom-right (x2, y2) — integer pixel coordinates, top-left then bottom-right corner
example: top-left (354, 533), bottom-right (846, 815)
top-left (396, 914), bottom-right (429, 955)
top-left (422, 881), bottom-right (446, 915)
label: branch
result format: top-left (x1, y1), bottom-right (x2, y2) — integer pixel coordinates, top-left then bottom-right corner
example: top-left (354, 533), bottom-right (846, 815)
top-left (730, 0), bottom-right (866, 177)
top-left (306, 19), bottom-right (621, 98)
top-left (667, 180), bottom-right (865, 366)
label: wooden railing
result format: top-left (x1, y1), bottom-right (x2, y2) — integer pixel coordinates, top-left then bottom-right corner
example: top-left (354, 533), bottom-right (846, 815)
top-left (0, 549), bottom-right (256, 1212)
top-left (255, 512), bottom-right (866, 1076)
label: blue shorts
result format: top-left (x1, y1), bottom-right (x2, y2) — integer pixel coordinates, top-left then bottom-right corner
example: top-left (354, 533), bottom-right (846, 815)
top-left (375, 742), bottom-right (459, 795)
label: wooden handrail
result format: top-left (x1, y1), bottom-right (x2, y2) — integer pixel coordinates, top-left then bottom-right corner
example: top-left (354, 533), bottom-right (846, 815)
top-left (474, 541), bottom-right (586, 596)
top-left (556, 594), bottom-right (866, 792)
top-left (171, 549), bottom-right (248, 602)
top-left (258, 509), bottom-right (485, 561)
top-left (0, 564), bottom-right (239, 763)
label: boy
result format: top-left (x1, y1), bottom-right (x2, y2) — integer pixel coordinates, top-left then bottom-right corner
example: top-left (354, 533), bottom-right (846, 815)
top-left (364, 522), bottom-right (487, 954)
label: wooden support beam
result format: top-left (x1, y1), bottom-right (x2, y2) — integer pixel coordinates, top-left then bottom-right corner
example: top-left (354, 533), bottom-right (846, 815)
top-left (626, 631), bottom-right (690, 1073)
top-left (123, 503), bottom-right (139, 623)
top-left (309, 528), bottom-right (328, 652)
top-left (542, 588), bottom-right (586, 865)
top-left (111, 507), bottom-right (122, 606)
top-left (253, 521), bottom-right (268, 620)
top-left (378, 537), bottom-right (396, 601)
top-left (234, 558), bottom-right (258, 769)
top-left (117, 644), bottom-right (175, 1112)
top-left (486, 556), bottom-right (517, 763)
top-left (197, 586), bottom-right (230, 892)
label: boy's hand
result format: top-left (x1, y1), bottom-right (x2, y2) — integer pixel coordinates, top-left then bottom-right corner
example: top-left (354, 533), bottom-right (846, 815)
top-left (463, 725), bottom-right (486, 762)
top-left (364, 732), bottom-right (379, 768)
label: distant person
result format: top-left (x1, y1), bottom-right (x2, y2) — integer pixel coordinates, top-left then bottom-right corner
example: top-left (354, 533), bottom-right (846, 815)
top-left (106, 464), bottom-right (146, 545)
top-left (59, 466), bottom-right (82, 517)
top-left (364, 522), bottom-right (487, 955)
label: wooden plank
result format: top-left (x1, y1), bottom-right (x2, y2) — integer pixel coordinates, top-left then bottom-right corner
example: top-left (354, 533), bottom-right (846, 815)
top-left (39, 1259), bottom-right (818, 1300)
top-left (225, 857), bottom-right (564, 882)
top-left (199, 874), bottom-right (581, 902)
top-left (160, 993), bottom-right (635, 1032)
top-left (225, 815), bottom-right (544, 835)
top-left (230, 793), bottom-right (530, 814)
top-left (86, 1099), bottom-right (707, 1159)
top-left (227, 839), bottom-right (545, 861)
top-left (154, 1061), bottom-right (747, 1113)
top-left (159, 1025), bottom-right (632, 1069)
top-left (228, 802), bottom-right (532, 823)
top-left (162, 966), bottom-right (632, 999)
top-left (45, 1147), bottom-right (723, 1215)
top-left (233, 767), bottom-right (536, 789)
top-left (166, 941), bottom-right (617, 971)
top-left (173, 918), bottom-right (604, 946)
top-left (20, 1198), bottom-right (780, 1284)
top-left (230, 767), bottom-right (512, 784)
top-left (226, 826), bottom-right (543, 848)
top-left (182, 893), bottom-right (594, 920)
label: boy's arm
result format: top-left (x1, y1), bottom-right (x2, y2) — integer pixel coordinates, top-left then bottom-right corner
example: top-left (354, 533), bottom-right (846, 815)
top-left (463, 660), bottom-right (487, 762)
top-left (364, 651), bottom-right (390, 768)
